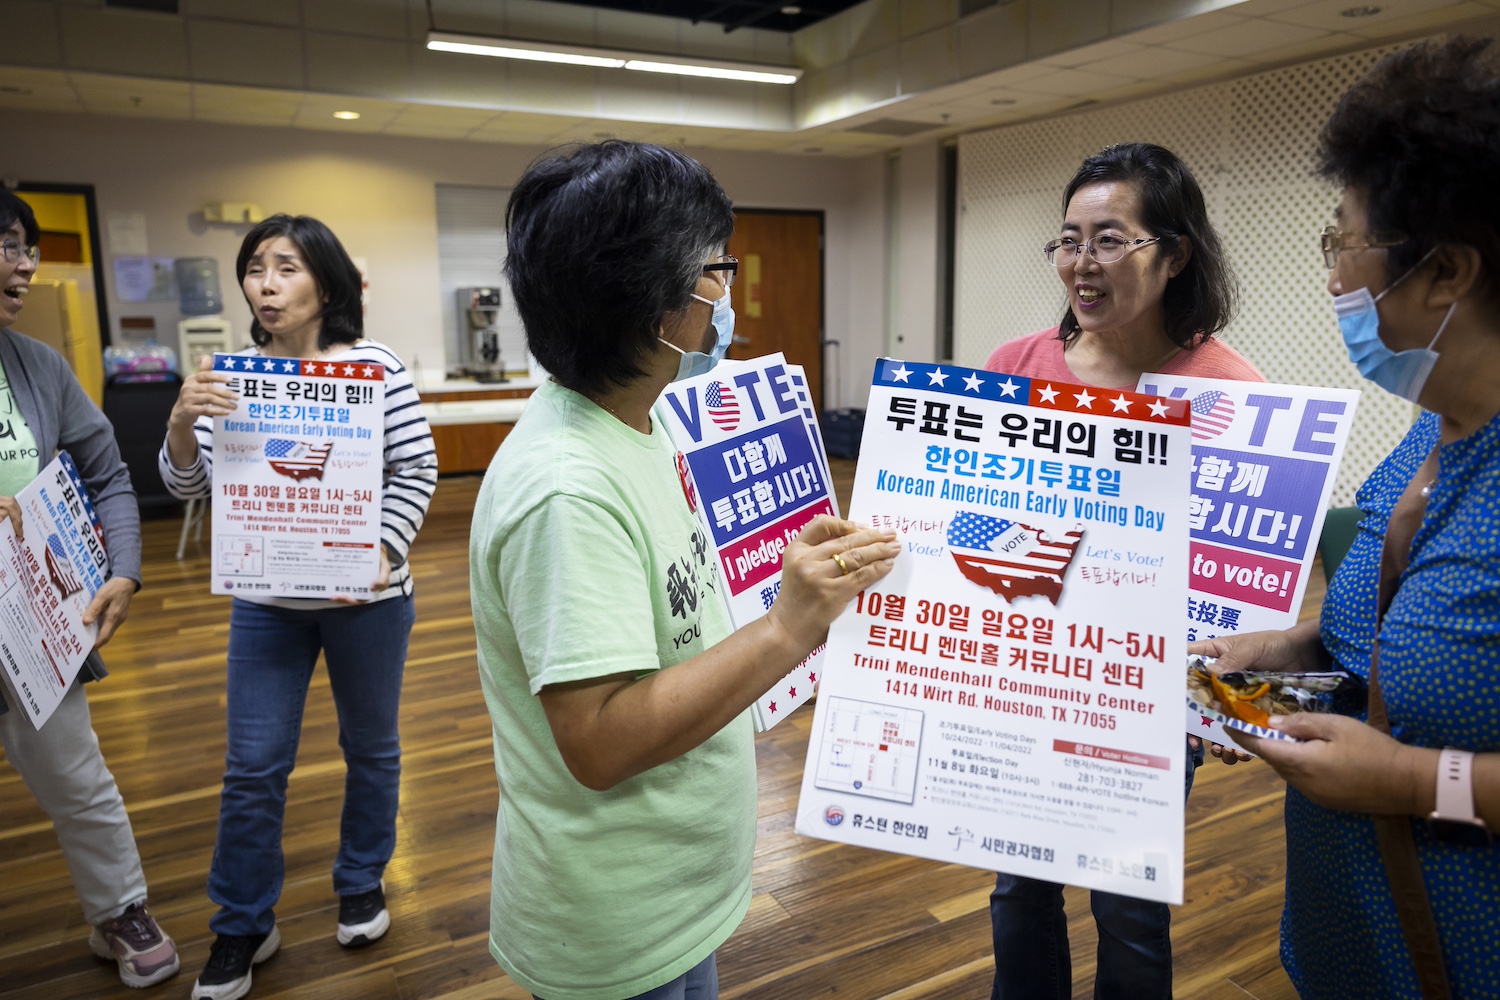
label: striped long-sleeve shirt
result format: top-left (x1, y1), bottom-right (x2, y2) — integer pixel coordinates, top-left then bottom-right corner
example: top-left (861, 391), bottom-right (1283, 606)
top-left (158, 339), bottom-right (438, 607)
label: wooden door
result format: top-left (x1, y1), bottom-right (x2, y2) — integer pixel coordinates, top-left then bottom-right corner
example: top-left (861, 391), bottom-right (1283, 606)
top-left (725, 210), bottom-right (824, 412)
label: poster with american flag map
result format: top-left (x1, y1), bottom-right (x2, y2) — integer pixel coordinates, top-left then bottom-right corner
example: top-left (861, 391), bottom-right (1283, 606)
top-left (658, 353), bottom-right (837, 731)
top-left (1135, 374), bottom-right (1360, 747)
top-left (0, 453), bottom-right (109, 729)
top-left (795, 358), bottom-right (1193, 904)
top-left (209, 353), bottom-right (385, 598)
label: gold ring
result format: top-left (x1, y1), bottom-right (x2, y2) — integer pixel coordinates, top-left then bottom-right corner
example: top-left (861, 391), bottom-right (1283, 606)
top-left (833, 552), bottom-right (851, 576)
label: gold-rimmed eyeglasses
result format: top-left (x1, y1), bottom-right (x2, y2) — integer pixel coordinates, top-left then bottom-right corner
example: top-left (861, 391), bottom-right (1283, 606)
top-left (1320, 226), bottom-right (1407, 270)
top-left (1042, 235), bottom-right (1160, 267)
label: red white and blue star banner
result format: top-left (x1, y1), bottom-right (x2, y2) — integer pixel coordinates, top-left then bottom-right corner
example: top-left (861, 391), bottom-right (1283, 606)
top-left (658, 354), bottom-right (837, 731)
top-left (209, 353), bottom-right (385, 598)
top-left (795, 359), bottom-right (1192, 904)
top-left (1136, 375), bottom-right (1360, 745)
top-left (0, 453), bottom-right (110, 729)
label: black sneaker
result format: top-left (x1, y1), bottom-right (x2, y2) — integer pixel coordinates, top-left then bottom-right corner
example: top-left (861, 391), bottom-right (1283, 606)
top-left (190, 926), bottom-right (279, 1000)
top-left (336, 881), bottom-right (389, 948)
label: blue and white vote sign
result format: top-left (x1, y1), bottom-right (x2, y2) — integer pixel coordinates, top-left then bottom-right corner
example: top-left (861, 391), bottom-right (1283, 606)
top-left (658, 354), bottom-right (837, 730)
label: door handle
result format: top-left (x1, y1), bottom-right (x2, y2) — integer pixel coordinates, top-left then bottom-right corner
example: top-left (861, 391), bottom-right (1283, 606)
top-left (732, 334), bottom-right (751, 346)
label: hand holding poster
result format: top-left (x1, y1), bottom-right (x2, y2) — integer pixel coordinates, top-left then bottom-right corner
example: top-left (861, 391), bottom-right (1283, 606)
top-left (1135, 375), bottom-right (1360, 745)
top-left (0, 453), bottom-right (109, 729)
top-left (796, 360), bottom-right (1194, 903)
top-left (657, 353), bottom-right (838, 730)
top-left (210, 354), bottom-right (385, 598)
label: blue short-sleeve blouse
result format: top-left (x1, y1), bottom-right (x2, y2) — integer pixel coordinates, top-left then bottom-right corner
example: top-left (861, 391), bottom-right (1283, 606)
top-left (1282, 409), bottom-right (1500, 999)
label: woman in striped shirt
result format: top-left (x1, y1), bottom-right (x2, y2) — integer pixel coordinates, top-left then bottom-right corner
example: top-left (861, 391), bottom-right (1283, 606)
top-left (158, 215), bottom-right (436, 1000)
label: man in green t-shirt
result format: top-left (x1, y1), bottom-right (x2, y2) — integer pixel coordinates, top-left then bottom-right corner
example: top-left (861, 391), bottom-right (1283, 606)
top-left (469, 142), bottom-right (899, 1000)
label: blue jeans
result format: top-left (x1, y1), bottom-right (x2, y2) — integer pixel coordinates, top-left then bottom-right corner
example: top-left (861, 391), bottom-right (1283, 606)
top-left (533, 953), bottom-right (717, 1000)
top-left (989, 735), bottom-right (1203, 1000)
top-left (207, 595), bottom-right (414, 936)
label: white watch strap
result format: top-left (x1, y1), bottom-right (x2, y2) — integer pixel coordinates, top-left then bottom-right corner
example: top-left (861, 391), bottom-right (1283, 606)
top-left (1435, 747), bottom-right (1478, 823)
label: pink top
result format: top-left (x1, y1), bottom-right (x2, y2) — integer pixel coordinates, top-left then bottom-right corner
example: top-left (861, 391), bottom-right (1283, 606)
top-left (984, 328), bottom-right (1265, 389)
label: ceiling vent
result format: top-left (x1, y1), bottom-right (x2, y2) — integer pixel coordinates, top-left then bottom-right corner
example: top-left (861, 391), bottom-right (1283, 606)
top-left (844, 118), bottom-right (941, 136)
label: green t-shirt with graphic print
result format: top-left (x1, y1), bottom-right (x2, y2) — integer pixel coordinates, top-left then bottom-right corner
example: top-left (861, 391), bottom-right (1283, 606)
top-left (0, 355), bottom-right (40, 496)
top-left (469, 378), bottom-right (754, 1000)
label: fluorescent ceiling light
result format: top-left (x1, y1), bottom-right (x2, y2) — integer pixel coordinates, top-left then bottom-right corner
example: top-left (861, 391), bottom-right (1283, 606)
top-left (426, 32), bottom-right (801, 84)
top-left (623, 60), bottom-right (798, 85)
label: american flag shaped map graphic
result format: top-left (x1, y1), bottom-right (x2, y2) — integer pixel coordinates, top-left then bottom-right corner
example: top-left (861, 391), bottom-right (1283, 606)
top-left (946, 511), bottom-right (1084, 604)
top-left (1189, 390), bottom-right (1235, 441)
top-left (705, 381), bottom-right (741, 432)
top-left (264, 439), bottom-right (334, 481)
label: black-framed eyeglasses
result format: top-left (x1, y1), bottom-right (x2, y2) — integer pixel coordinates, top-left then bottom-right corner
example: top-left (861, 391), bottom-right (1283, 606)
top-left (1320, 226), bottom-right (1407, 270)
top-left (0, 240), bottom-right (39, 267)
top-left (703, 255), bottom-right (738, 288)
top-left (1042, 235), bottom-right (1160, 267)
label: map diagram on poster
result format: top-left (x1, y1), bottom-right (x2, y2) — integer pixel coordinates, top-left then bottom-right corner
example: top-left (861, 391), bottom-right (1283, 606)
top-left (814, 696), bottom-right (925, 804)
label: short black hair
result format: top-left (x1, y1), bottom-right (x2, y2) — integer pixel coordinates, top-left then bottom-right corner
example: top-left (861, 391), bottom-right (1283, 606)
top-left (1057, 142), bottom-right (1238, 349)
top-left (1319, 36), bottom-right (1500, 300)
top-left (0, 189), bottom-right (39, 247)
top-left (504, 140), bottom-right (735, 393)
top-left (235, 214), bottom-right (362, 350)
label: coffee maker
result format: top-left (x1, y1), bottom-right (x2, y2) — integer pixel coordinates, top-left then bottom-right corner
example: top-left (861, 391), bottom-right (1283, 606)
top-left (456, 287), bottom-right (506, 383)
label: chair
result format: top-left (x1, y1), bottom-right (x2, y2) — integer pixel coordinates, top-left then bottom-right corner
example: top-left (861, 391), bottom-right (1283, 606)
top-left (1317, 506), bottom-right (1362, 584)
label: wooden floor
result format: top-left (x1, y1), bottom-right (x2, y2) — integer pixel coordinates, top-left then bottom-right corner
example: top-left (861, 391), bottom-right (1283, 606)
top-left (0, 461), bottom-right (1314, 1000)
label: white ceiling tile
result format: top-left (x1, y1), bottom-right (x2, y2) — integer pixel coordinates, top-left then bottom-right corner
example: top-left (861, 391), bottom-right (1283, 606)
top-left (1243, 32), bottom-right (1367, 66)
top-left (1086, 44), bottom-right (1229, 79)
top-left (1264, 0), bottom-right (1459, 31)
top-left (77, 88), bottom-right (192, 119)
top-left (1040, 38), bottom-right (1147, 70)
top-left (1007, 67), bottom-right (1141, 97)
top-left (1158, 55), bottom-right (1259, 84)
top-left (1121, 9), bottom-right (1251, 45)
top-left (0, 87), bottom-right (80, 112)
top-left (0, 66), bottom-right (73, 89)
top-left (1164, 18), bottom-right (1330, 57)
top-left (1342, 1), bottom-right (1500, 37)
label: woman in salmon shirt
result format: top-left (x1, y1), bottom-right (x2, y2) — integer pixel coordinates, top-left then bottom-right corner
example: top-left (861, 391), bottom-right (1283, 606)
top-left (984, 142), bottom-right (1262, 1000)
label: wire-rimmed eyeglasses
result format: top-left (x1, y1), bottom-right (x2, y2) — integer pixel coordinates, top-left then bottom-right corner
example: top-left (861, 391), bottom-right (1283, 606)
top-left (703, 255), bottom-right (738, 287)
top-left (1320, 226), bottom-right (1407, 270)
top-left (0, 240), bottom-right (39, 267)
top-left (1042, 235), bottom-right (1160, 267)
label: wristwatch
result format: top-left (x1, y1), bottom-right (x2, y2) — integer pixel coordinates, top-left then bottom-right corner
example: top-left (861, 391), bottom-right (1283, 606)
top-left (1428, 748), bottom-right (1492, 846)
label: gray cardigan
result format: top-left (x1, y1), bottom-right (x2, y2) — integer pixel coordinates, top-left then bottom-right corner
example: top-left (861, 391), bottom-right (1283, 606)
top-left (0, 328), bottom-right (141, 711)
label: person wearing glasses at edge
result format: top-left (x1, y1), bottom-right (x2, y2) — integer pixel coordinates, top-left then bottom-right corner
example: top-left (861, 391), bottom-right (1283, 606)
top-left (0, 190), bottom-right (180, 988)
top-left (982, 142), bottom-right (1264, 1000)
top-left (470, 140), bottom-right (899, 1000)
top-left (159, 215), bottom-right (437, 1000)
top-left (1194, 38), bottom-right (1500, 999)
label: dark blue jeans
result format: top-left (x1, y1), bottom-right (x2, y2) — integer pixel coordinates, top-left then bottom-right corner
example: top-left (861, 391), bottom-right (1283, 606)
top-left (989, 735), bottom-right (1203, 1000)
top-left (207, 595), bottom-right (414, 936)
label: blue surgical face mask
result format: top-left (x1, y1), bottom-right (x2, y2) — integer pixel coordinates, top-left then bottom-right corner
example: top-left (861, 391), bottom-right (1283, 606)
top-left (1333, 249), bottom-right (1456, 404)
top-left (660, 285), bottom-right (734, 382)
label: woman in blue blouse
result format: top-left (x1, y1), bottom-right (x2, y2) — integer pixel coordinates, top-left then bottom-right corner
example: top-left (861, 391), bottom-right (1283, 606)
top-left (1194, 38), bottom-right (1500, 999)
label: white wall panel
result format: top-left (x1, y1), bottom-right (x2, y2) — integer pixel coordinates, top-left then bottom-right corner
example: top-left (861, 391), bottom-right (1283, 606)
top-left (956, 42), bottom-right (1416, 505)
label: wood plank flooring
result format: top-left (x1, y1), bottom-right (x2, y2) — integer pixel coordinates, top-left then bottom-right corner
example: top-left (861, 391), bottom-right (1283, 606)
top-left (0, 461), bottom-right (1311, 999)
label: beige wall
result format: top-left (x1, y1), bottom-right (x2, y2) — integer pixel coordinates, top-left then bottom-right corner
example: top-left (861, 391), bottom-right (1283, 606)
top-left (0, 109), bottom-right (890, 408)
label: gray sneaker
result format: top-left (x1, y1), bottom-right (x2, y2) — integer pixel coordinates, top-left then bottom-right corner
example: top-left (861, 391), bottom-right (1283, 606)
top-left (89, 901), bottom-right (180, 988)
